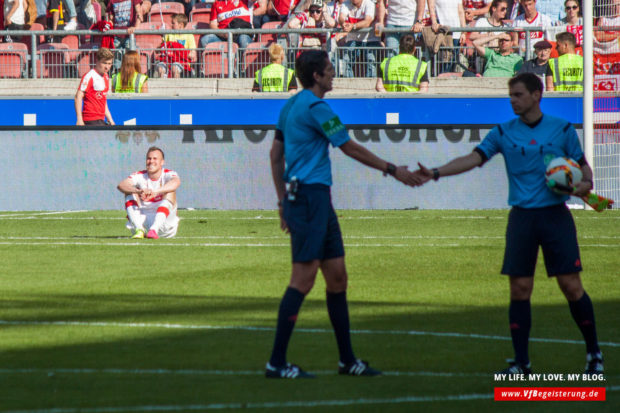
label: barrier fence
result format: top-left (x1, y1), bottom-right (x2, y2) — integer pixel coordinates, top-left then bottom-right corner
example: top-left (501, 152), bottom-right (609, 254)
top-left (0, 25), bottom-right (605, 80)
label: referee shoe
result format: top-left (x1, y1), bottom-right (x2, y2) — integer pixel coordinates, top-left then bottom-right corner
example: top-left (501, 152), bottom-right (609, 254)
top-left (499, 359), bottom-right (532, 375)
top-left (265, 362), bottom-right (315, 379)
top-left (585, 352), bottom-right (604, 375)
top-left (338, 359), bottom-right (382, 376)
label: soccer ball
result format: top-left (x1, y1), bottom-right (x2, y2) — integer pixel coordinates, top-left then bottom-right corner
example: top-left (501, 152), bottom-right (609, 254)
top-left (545, 157), bottom-right (583, 194)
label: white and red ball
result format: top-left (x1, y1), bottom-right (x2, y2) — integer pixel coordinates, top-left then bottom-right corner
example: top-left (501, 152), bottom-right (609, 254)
top-left (545, 157), bottom-right (583, 194)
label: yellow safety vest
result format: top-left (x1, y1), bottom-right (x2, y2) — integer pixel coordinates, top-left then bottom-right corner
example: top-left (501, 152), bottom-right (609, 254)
top-left (111, 72), bottom-right (148, 93)
top-left (255, 63), bottom-right (294, 92)
top-left (380, 54), bottom-right (427, 92)
top-left (549, 54), bottom-right (583, 92)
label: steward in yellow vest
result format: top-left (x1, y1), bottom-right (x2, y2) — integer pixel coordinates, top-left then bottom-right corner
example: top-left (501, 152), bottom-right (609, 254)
top-left (253, 44), bottom-right (298, 92)
top-left (376, 34), bottom-right (429, 92)
top-left (111, 72), bottom-right (148, 93)
top-left (546, 31), bottom-right (583, 92)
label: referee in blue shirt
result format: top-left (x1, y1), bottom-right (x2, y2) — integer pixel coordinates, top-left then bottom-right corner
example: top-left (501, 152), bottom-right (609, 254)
top-left (266, 50), bottom-right (421, 379)
top-left (415, 73), bottom-right (603, 376)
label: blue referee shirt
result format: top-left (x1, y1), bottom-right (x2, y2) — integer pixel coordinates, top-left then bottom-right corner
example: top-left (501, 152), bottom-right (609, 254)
top-left (276, 89), bottom-right (350, 186)
top-left (476, 114), bottom-right (584, 208)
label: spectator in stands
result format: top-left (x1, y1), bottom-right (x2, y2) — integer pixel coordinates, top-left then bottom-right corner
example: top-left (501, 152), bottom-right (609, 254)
top-left (263, 0), bottom-right (303, 24)
top-left (177, 0), bottom-right (195, 17)
top-left (517, 38), bottom-right (552, 82)
top-left (473, 31), bottom-right (523, 76)
top-left (470, 0), bottom-right (509, 44)
top-left (200, 0), bottom-right (253, 50)
top-left (463, 0), bottom-right (492, 23)
top-left (594, 0), bottom-right (620, 43)
top-left (77, 0), bottom-right (98, 29)
top-left (139, 0), bottom-right (152, 20)
top-left (63, 0), bottom-right (79, 30)
top-left (253, 43), bottom-right (298, 91)
top-left (287, 0), bottom-right (336, 50)
top-left (155, 13), bottom-right (197, 78)
top-left (111, 50), bottom-right (149, 92)
top-left (339, 0), bottom-right (382, 78)
top-left (376, 0), bottom-right (425, 57)
top-left (4, 0), bottom-right (27, 40)
top-left (557, 0), bottom-right (582, 45)
top-left (535, 0), bottom-right (565, 21)
top-left (252, 0), bottom-right (268, 28)
top-left (376, 33), bottom-right (429, 92)
top-left (428, 0), bottom-right (467, 73)
top-left (326, 0), bottom-right (347, 49)
top-left (75, 47), bottom-right (115, 126)
top-left (107, 0), bottom-right (143, 61)
top-left (511, 0), bottom-right (555, 56)
top-left (546, 31), bottom-right (582, 91)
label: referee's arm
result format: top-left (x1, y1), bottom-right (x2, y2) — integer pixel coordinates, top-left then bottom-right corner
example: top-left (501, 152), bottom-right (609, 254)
top-left (270, 132), bottom-right (287, 204)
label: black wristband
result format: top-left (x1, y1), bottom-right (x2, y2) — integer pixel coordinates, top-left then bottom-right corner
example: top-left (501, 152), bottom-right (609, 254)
top-left (385, 162), bottom-right (397, 177)
top-left (432, 168), bottom-right (440, 181)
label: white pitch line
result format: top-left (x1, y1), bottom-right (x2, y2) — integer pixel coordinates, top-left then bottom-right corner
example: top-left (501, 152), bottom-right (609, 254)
top-left (6, 389), bottom-right (620, 413)
top-left (1, 393), bottom-right (497, 413)
top-left (0, 210), bottom-right (88, 218)
top-left (1, 320), bottom-right (619, 348)
top-left (0, 367), bottom-right (489, 379)
top-left (1, 240), bottom-right (618, 248)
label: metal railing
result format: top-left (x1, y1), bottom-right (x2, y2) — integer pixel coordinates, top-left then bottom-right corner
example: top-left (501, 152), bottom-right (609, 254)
top-left (0, 25), bottom-right (613, 80)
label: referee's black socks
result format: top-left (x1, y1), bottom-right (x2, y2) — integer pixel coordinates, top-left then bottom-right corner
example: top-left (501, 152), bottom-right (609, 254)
top-left (269, 287), bottom-right (306, 367)
top-left (568, 291), bottom-right (600, 355)
top-left (509, 300), bottom-right (531, 366)
top-left (327, 291), bottom-right (356, 365)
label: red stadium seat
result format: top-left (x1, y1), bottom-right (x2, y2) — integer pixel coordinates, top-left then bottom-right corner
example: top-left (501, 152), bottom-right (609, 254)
top-left (149, 2), bottom-right (186, 26)
top-left (0, 42), bottom-right (28, 78)
top-left (136, 22), bottom-right (164, 52)
top-left (202, 41), bottom-right (238, 78)
top-left (243, 42), bottom-right (270, 78)
top-left (76, 43), bottom-right (99, 78)
top-left (61, 35), bottom-right (80, 62)
top-left (38, 43), bottom-right (70, 78)
top-left (190, 4), bottom-right (212, 24)
top-left (259, 21), bottom-right (282, 44)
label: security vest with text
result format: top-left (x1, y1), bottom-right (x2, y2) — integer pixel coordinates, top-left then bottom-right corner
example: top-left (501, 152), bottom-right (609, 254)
top-left (549, 54), bottom-right (583, 92)
top-left (111, 72), bottom-right (148, 93)
top-left (380, 54), bottom-right (427, 92)
top-left (255, 63), bottom-right (294, 92)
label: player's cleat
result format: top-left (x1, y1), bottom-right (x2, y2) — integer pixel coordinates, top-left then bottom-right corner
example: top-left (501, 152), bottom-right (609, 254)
top-left (265, 362), bottom-right (315, 379)
top-left (131, 229), bottom-right (145, 239)
top-left (338, 359), bottom-right (382, 376)
top-left (146, 230), bottom-right (159, 239)
top-left (585, 352), bottom-right (604, 375)
top-left (498, 359), bottom-right (532, 375)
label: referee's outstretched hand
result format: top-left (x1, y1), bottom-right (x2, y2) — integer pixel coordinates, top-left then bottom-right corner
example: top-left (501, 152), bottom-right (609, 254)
top-left (412, 163), bottom-right (434, 185)
top-left (394, 165), bottom-right (424, 187)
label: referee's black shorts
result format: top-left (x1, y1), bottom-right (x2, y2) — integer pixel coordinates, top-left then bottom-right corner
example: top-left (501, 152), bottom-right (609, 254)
top-left (502, 203), bottom-right (582, 277)
top-left (282, 183), bottom-right (345, 263)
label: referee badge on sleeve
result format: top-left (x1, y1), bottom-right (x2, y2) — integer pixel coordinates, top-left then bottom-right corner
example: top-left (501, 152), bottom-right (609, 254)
top-left (321, 117), bottom-right (345, 137)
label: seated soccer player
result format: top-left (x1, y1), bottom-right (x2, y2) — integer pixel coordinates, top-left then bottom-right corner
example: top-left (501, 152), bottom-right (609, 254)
top-left (117, 146), bottom-right (181, 239)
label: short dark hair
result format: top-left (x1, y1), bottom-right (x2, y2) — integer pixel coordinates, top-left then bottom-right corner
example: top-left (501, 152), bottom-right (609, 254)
top-left (509, 73), bottom-right (543, 94)
top-left (556, 31), bottom-right (577, 48)
top-left (399, 34), bottom-right (416, 54)
top-left (147, 146), bottom-right (165, 159)
top-left (295, 50), bottom-right (329, 88)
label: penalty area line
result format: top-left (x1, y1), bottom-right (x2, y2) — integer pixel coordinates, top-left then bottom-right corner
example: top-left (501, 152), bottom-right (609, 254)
top-left (1, 320), bottom-right (619, 348)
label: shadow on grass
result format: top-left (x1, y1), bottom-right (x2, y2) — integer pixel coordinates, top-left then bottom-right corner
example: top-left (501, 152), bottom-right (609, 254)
top-left (0, 294), bottom-right (618, 411)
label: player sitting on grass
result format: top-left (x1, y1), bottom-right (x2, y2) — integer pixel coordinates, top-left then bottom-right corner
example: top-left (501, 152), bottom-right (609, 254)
top-left (117, 146), bottom-right (181, 239)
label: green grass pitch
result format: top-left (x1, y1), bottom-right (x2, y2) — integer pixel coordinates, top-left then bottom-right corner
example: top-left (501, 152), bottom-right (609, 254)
top-left (0, 209), bottom-right (618, 412)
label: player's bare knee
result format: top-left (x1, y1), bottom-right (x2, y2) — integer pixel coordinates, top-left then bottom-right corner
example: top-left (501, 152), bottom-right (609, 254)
top-left (509, 277), bottom-right (533, 300)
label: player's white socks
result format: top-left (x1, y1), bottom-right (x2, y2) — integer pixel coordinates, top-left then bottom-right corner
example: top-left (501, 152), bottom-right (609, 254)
top-left (125, 195), bottom-right (145, 231)
top-left (150, 200), bottom-right (173, 235)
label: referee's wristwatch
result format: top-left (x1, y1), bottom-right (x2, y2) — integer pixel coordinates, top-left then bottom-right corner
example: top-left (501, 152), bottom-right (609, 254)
top-left (384, 162), bottom-right (397, 177)
top-left (432, 168), bottom-right (440, 181)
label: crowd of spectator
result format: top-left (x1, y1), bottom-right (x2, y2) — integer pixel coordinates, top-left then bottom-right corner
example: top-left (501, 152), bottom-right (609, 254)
top-left (0, 0), bottom-right (618, 88)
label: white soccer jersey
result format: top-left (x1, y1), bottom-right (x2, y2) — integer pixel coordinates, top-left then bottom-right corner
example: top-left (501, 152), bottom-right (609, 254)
top-left (128, 168), bottom-right (179, 211)
top-left (512, 12), bottom-right (556, 54)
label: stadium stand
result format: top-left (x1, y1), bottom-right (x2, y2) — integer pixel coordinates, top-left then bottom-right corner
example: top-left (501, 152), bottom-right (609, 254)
top-left (0, 42), bottom-right (28, 78)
